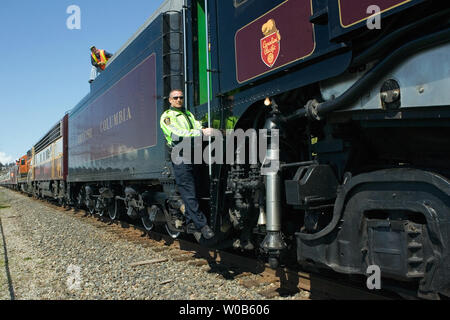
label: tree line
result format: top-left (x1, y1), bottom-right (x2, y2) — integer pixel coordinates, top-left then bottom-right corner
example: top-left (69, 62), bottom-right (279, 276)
top-left (0, 161), bottom-right (16, 171)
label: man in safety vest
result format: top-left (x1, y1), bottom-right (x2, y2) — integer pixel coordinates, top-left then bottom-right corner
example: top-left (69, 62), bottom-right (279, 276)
top-left (89, 46), bottom-right (113, 83)
top-left (160, 89), bottom-right (216, 240)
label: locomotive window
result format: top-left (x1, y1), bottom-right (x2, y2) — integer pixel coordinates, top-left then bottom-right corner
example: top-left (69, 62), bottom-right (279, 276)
top-left (233, 0), bottom-right (248, 8)
top-left (21, 159), bottom-right (25, 165)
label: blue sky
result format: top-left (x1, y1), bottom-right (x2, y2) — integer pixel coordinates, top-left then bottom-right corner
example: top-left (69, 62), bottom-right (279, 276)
top-left (0, 0), bottom-right (164, 164)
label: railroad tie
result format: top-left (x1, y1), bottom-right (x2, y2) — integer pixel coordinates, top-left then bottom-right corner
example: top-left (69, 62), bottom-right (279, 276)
top-left (129, 258), bottom-right (168, 267)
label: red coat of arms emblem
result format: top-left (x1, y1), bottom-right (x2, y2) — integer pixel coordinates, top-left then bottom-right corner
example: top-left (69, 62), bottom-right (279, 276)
top-left (260, 19), bottom-right (281, 68)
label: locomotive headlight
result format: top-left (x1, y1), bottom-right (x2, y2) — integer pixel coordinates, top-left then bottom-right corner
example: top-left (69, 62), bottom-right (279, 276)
top-left (264, 97), bottom-right (272, 106)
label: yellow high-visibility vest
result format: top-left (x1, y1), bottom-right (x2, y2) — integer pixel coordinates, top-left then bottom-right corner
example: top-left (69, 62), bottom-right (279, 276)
top-left (92, 50), bottom-right (108, 70)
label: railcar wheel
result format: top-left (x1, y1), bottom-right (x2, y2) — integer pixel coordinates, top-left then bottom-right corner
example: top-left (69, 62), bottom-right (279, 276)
top-left (76, 192), bottom-right (84, 209)
top-left (165, 224), bottom-right (180, 239)
top-left (58, 198), bottom-right (64, 207)
top-left (95, 199), bottom-right (103, 217)
top-left (98, 207), bottom-right (105, 217)
top-left (109, 199), bottom-right (122, 220)
top-left (88, 205), bottom-right (96, 215)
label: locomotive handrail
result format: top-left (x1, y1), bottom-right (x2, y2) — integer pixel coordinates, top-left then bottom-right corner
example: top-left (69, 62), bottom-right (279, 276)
top-left (204, 0), bottom-right (212, 176)
top-left (280, 161), bottom-right (317, 170)
top-left (182, 1), bottom-right (188, 111)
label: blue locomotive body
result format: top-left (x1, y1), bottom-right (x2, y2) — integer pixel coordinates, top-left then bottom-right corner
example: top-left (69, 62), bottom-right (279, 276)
top-left (201, 0), bottom-right (450, 298)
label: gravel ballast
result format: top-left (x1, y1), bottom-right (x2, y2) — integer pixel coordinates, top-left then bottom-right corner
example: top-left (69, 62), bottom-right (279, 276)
top-left (0, 188), bottom-right (305, 300)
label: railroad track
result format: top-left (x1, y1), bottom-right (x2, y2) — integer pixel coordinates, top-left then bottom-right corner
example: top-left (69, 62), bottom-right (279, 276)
top-left (18, 190), bottom-right (404, 300)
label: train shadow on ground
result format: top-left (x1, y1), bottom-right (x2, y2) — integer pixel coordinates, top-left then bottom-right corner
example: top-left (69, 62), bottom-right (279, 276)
top-left (48, 203), bottom-right (308, 298)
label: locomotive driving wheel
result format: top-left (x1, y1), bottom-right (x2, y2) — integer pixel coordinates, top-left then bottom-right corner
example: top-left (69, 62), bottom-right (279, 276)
top-left (141, 206), bottom-right (155, 232)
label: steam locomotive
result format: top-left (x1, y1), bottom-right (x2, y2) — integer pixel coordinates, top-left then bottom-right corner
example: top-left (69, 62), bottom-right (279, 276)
top-left (1, 0), bottom-right (449, 299)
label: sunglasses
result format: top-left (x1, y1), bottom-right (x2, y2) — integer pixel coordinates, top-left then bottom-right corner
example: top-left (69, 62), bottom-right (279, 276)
top-left (171, 96), bottom-right (184, 100)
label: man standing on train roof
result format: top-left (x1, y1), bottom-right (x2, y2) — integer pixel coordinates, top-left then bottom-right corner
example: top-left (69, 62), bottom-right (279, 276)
top-left (89, 46), bottom-right (113, 84)
top-left (160, 89), bottom-right (216, 240)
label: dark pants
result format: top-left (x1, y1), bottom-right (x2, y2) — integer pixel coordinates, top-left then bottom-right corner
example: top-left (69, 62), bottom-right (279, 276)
top-left (172, 163), bottom-right (207, 230)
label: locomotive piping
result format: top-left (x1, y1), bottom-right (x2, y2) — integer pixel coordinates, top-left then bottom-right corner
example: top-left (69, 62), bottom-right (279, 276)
top-left (285, 28), bottom-right (450, 242)
top-left (261, 102), bottom-right (286, 257)
top-left (284, 27), bottom-right (450, 122)
top-left (312, 27), bottom-right (450, 119)
top-left (351, 8), bottom-right (450, 67)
